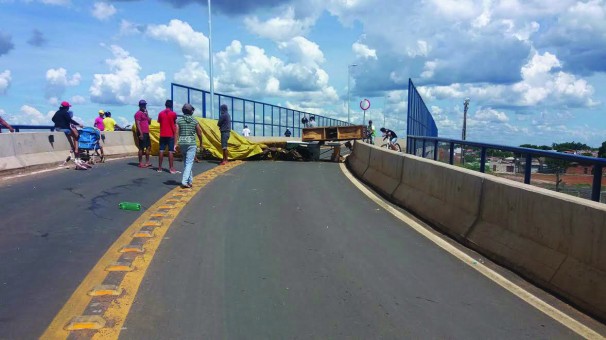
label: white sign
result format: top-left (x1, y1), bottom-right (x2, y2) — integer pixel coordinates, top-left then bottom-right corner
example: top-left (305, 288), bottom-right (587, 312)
top-left (360, 99), bottom-right (371, 111)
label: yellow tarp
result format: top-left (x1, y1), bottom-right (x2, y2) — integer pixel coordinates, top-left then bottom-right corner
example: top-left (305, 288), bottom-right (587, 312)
top-left (134, 117), bottom-right (265, 160)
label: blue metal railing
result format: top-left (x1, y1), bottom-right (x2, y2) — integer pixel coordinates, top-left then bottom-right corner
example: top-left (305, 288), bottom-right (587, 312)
top-left (0, 125), bottom-right (55, 133)
top-left (406, 79), bottom-right (437, 153)
top-left (171, 83), bottom-right (350, 137)
top-left (407, 135), bottom-right (606, 202)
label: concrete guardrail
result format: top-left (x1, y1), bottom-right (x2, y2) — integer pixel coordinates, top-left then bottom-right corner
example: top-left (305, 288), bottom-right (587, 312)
top-left (346, 140), bottom-right (606, 321)
top-left (0, 131), bottom-right (138, 174)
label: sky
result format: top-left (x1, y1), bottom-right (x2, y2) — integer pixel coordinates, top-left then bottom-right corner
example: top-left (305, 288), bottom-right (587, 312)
top-left (0, 0), bottom-right (605, 147)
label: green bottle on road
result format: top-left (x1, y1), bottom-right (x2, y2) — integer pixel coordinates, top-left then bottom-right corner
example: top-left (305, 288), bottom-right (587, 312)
top-left (119, 202), bottom-right (141, 211)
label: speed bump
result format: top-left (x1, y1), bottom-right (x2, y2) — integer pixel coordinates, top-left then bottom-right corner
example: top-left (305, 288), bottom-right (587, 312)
top-left (132, 229), bottom-right (154, 238)
top-left (142, 221), bottom-right (162, 228)
top-left (105, 262), bottom-right (134, 272)
top-left (64, 315), bottom-right (106, 330)
top-left (119, 244), bottom-right (145, 253)
top-left (87, 284), bottom-right (123, 297)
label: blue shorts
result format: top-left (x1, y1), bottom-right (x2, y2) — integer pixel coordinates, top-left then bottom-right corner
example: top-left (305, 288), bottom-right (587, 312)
top-left (390, 137), bottom-right (398, 144)
top-left (56, 128), bottom-right (72, 134)
top-left (159, 137), bottom-right (175, 152)
top-left (220, 131), bottom-right (230, 149)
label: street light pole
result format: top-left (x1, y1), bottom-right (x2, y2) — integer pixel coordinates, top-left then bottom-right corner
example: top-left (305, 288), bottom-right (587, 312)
top-left (207, 0), bottom-right (215, 119)
top-left (347, 64), bottom-right (357, 124)
top-left (461, 98), bottom-right (470, 165)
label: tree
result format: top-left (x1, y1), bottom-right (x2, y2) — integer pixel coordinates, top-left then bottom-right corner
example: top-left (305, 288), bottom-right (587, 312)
top-left (522, 143), bottom-right (570, 191)
top-left (599, 141), bottom-right (606, 158)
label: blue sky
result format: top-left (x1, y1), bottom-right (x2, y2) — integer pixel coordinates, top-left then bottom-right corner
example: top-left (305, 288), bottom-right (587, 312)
top-left (0, 0), bottom-right (605, 147)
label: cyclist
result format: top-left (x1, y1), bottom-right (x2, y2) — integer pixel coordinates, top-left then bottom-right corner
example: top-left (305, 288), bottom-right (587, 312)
top-left (380, 127), bottom-right (399, 151)
top-left (367, 120), bottom-right (376, 144)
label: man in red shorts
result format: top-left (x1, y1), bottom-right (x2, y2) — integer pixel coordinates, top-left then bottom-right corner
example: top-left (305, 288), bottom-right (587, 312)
top-left (157, 99), bottom-right (178, 173)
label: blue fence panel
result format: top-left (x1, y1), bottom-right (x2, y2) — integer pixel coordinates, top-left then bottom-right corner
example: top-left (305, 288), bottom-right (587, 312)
top-left (407, 78), bottom-right (438, 153)
top-left (171, 83), bottom-right (350, 137)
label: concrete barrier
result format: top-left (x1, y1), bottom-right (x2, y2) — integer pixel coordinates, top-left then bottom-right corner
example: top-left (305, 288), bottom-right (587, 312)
top-left (362, 144), bottom-right (404, 197)
top-left (392, 154), bottom-right (484, 240)
top-left (346, 140), bottom-right (371, 178)
top-left (467, 176), bottom-right (606, 320)
top-left (0, 131), bottom-right (138, 174)
top-left (348, 145), bottom-right (606, 321)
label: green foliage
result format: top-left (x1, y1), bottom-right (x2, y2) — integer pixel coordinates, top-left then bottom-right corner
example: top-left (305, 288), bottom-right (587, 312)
top-left (487, 149), bottom-right (514, 158)
top-left (519, 144), bottom-right (552, 150)
top-left (552, 141), bottom-right (590, 152)
top-left (599, 141), bottom-right (606, 158)
top-left (462, 162), bottom-right (491, 173)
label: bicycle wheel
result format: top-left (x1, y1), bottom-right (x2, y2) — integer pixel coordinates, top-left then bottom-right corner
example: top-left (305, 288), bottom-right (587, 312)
top-left (394, 143), bottom-right (402, 152)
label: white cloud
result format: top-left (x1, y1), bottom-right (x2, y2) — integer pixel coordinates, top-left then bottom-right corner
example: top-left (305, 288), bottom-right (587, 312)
top-left (244, 7), bottom-right (315, 42)
top-left (119, 20), bottom-right (143, 35)
top-left (40, 0), bottom-right (70, 5)
top-left (0, 70), bottom-right (11, 94)
top-left (406, 40), bottom-right (430, 58)
top-left (352, 42), bottom-right (377, 60)
top-left (473, 107), bottom-right (509, 123)
top-left (92, 2), bottom-right (116, 21)
top-left (213, 40), bottom-right (338, 110)
top-left (174, 57), bottom-right (210, 89)
top-left (146, 20), bottom-right (209, 59)
top-left (5, 105), bottom-right (54, 125)
top-left (70, 95), bottom-right (86, 105)
top-left (278, 36), bottom-right (324, 66)
top-left (45, 68), bottom-right (81, 99)
top-left (89, 45), bottom-right (166, 105)
top-left (513, 51), bottom-right (595, 106)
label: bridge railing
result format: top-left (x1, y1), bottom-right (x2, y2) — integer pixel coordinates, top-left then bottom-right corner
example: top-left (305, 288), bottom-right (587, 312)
top-left (0, 125), bottom-right (55, 133)
top-left (407, 135), bottom-right (606, 202)
top-left (171, 83), bottom-right (350, 137)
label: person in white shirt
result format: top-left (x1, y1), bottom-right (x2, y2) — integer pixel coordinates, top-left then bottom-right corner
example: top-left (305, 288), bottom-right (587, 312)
top-left (242, 125), bottom-right (251, 137)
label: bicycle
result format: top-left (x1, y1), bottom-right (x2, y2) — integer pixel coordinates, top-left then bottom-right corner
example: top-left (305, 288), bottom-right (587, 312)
top-left (380, 142), bottom-right (402, 152)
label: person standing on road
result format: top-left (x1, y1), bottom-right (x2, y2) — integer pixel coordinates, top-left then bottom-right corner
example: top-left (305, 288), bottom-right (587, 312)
top-left (135, 99), bottom-right (152, 168)
top-left (175, 103), bottom-right (203, 189)
top-left (0, 115), bottom-right (14, 133)
top-left (217, 104), bottom-right (231, 165)
top-left (94, 110), bottom-right (105, 131)
top-left (157, 99), bottom-right (178, 174)
top-left (242, 125), bottom-right (251, 137)
top-left (367, 120), bottom-right (376, 144)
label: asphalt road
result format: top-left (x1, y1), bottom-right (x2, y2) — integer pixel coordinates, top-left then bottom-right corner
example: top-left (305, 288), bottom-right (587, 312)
top-left (0, 157), bottom-right (215, 339)
top-left (118, 161), bottom-right (580, 339)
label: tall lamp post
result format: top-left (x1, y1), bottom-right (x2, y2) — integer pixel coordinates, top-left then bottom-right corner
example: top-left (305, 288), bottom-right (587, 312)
top-left (347, 64), bottom-right (357, 124)
top-left (207, 0), bottom-right (215, 118)
top-left (382, 94), bottom-right (389, 127)
top-left (461, 98), bottom-right (470, 164)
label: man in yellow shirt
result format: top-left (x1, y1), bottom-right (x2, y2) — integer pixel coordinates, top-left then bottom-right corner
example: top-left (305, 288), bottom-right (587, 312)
top-left (103, 111), bottom-right (121, 131)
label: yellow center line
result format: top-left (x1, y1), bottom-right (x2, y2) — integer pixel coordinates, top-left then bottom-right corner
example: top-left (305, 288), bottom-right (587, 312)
top-left (41, 161), bottom-right (243, 339)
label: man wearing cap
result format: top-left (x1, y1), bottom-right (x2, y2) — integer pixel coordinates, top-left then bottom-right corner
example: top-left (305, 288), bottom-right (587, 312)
top-left (134, 99), bottom-right (152, 168)
top-left (175, 103), bottom-right (203, 189)
top-left (157, 99), bottom-right (178, 173)
top-left (217, 104), bottom-right (231, 165)
top-left (52, 101), bottom-right (82, 155)
top-left (94, 110), bottom-right (105, 131)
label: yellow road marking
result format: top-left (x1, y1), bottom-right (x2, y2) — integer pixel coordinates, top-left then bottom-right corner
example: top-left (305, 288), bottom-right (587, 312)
top-left (339, 163), bottom-right (604, 339)
top-left (41, 161), bottom-right (243, 339)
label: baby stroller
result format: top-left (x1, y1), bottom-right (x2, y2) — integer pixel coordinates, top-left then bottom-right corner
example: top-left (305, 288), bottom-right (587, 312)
top-left (76, 127), bottom-right (104, 167)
